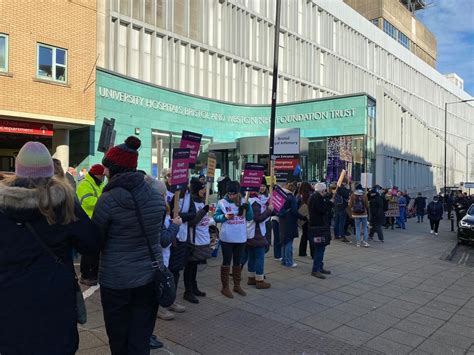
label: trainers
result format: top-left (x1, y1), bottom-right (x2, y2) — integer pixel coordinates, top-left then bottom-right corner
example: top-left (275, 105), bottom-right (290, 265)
top-left (430, 230), bottom-right (434, 234)
top-left (169, 302), bottom-right (186, 313)
top-left (356, 242), bottom-right (361, 247)
top-left (289, 263), bottom-right (298, 268)
top-left (274, 257), bottom-right (283, 261)
top-left (362, 241), bottom-right (370, 248)
top-left (435, 232), bottom-right (438, 236)
top-left (157, 308), bottom-right (175, 320)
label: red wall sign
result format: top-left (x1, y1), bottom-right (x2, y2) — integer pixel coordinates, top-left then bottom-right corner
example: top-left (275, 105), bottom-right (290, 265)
top-left (0, 119), bottom-right (54, 137)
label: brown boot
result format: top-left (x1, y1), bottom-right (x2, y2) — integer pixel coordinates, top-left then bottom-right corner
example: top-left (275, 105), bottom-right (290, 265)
top-left (256, 280), bottom-right (271, 289)
top-left (247, 277), bottom-right (256, 286)
top-left (220, 266), bottom-right (234, 298)
top-left (232, 266), bottom-right (247, 296)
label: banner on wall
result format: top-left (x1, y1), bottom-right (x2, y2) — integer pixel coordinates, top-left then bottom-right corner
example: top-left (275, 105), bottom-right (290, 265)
top-left (179, 130), bottom-right (202, 168)
top-left (170, 148), bottom-right (191, 192)
top-left (273, 128), bottom-right (300, 156)
top-left (241, 163), bottom-right (265, 192)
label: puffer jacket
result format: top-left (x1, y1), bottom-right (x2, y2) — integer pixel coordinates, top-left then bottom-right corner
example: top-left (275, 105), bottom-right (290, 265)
top-left (0, 176), bottom-right (100, 355)
top-left (92, 172), bottom-right (166, 289)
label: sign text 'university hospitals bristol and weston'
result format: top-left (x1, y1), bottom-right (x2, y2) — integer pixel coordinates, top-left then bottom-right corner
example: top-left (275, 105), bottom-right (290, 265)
top-left (98, 87), bottom-right (356, 125)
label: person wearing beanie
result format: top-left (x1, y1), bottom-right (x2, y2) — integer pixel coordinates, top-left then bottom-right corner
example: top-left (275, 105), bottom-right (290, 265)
top-left (349, 183), bottom-right (370, 247)
top-left (213, 180), bottom-right (253, 298)
top-left (0, 141), bottom-right (100, 355)
top-left (279, 181), bottom-right (307, 268)
top-left (308, 182), bottom-right (333, 279)
top-left (244, 187), bottom-right (273, 289)
top-left (92, 136), bottom-right (167, 354)
top-left (183, 180), bottom-right (211, 304)
top-left (76, 164), bottom-right (106, 286)
top-left (168, 182), bottom-right (197, 313)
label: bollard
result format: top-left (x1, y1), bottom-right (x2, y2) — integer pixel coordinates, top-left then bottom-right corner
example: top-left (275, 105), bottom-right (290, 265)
top-left (451, 218), bottom-right (454, 232)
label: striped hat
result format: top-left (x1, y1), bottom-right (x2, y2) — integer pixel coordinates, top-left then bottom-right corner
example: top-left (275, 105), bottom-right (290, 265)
top-left (15, 142), bottom-right (54, 178)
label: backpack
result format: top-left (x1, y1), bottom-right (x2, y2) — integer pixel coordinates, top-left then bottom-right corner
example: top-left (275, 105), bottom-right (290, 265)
top-left (352, 195), bottom-right (365, 214)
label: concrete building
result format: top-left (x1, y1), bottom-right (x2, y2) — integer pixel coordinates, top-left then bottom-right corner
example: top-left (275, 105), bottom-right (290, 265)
top-left (445, 73), bottom-right (464, 91)
top-left (89, 0), bottom-right (473, 193)
top-left (0, 0), bottom-right (97, 171)
top-left (344, 0), bottom-right (437, 68)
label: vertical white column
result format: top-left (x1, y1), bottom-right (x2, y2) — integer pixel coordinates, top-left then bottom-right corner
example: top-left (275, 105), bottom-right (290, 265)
top-left (52, 129), bottom-right (70, 172)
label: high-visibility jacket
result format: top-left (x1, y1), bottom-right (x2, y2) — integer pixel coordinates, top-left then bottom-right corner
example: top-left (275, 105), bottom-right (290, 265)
top-left (76, 173), bottom-right (104, 218)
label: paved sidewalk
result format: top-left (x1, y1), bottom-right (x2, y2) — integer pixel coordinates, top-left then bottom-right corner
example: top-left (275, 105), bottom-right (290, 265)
top-left (78, 218), bottom-right (474, 354)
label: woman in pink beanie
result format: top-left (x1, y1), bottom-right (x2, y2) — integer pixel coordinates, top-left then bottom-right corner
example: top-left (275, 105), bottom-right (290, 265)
top-left (0, 141), bottom-right (101, 355)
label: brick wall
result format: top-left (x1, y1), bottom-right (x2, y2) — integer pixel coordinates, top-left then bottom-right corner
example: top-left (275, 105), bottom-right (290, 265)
top-left (0, 0), bottom-right (97, 124)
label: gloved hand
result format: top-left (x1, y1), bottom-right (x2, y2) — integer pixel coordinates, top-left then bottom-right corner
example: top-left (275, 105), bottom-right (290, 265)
top-left (203, 205), bottom-right (210, 213)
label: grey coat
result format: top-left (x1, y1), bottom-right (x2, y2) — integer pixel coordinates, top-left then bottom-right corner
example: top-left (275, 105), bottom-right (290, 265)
top-left (92, 172), bottom-right (166, 289)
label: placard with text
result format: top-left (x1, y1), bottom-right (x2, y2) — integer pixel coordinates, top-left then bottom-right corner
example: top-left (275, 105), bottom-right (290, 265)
top-left (271, 185), bottom-right (288, 213)
top-left (179, 130), bottom-right (202, 168)
top-left (241, 163), bottom-right (265, 192)
top-left (170, 148), bottom-right (191, 192)
top-left (206, 152), bottom-right (217, 183)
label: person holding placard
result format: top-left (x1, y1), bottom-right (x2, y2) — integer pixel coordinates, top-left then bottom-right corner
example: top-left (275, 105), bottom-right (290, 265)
top-left (183, 179), bottom-right (212, 304)
top-left (213, 181), bottom-right (253, 298)
top-left (168, 185), bottom-right (196, 313)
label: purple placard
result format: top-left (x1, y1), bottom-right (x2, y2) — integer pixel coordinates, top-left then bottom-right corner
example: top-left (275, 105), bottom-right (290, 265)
top-left (179, 130), bottom-right (202, 168)
top-left (240, 163), bottom-right (265, 192)
top-left (271, 185), bottom-right (288, 213)
top-left (170, 148), bottom-right (191, 192)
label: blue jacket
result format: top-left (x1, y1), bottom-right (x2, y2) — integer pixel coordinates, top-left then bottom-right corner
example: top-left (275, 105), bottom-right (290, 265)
top-left (0, 177), bottom-right (100, 355)
top-left (427, 201), bottom-right (443, 220)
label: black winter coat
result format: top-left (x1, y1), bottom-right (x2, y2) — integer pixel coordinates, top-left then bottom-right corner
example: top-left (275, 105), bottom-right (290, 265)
top-left (92, 172), bottom-right (166, 289)
top-left (0, 177), bottom-right (100, 355)
top-left (278, 192), bottom-right (306, 243)
top-left (427, 201), bottom-right (443, 221)
top-left (369, 194), bottom-right (386, 225)
top-left (414, 196), bottom-right (427, 215)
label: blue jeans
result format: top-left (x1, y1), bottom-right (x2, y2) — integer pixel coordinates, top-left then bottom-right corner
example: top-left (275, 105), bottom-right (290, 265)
top-left (247, 247), bottom-right (265, 276)
top-left (272, 220), bottom-right (282, 259)
top-left (417, 213), bottom-right (424, 222)
top-left (312, 244), bottom-right (326, 273)
top-left (354, 217), bottom-right (368, 243)
top-left (334, 210), bottom-right (347, 238)
top-left (282, 241), bottom-right (294, 266)
top-left (397, 208), bottom-right (406, 228)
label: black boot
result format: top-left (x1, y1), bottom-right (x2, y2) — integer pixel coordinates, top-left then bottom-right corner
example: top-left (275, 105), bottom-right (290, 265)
top-left (191, 262), bottom-right (206, 296)
top-left (183, 291), bottom-right (199, 304)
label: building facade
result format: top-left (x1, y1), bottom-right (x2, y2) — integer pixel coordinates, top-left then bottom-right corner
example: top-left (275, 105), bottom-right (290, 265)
top-left (0, 0), bottom-right (97, 171)
top-left (90, 0), bottom-right (473, 193)
top-left (344, 0), bottom-right (437, 67)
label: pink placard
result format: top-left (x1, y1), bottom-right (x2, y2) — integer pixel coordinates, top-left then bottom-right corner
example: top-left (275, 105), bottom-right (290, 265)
top-left (170, 148), bottom-right (190, 191)
top-left (179, 130), bottom-right (202, 168)
top-left (241, 163), bottom-right (265, 192)
top-left (271, 185), bottom-right (288, 213)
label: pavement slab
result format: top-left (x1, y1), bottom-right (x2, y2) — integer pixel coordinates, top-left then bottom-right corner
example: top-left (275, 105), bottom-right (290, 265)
top-left (77, 217), bottom-right (474, 354)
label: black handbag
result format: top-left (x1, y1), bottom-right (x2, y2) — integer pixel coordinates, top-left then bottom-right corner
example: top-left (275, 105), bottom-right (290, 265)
top-left (24, 222), bottom-right (87, 324)
top-left (188, 228), bottom-right (212, 262)
top-left (308, 225), bottom-right (331, 246)
top-left (131, 194), bottom-right (176, 308)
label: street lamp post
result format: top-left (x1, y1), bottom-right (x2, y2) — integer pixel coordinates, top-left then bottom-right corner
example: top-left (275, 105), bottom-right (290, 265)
top-left (444, 99), bottom-right (474, 196)
top-left (466, 142), bottom-right (474, 183)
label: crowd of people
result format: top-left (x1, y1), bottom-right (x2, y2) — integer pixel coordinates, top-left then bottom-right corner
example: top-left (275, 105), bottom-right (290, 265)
top-left (2, 137), bottom-right (473, 355)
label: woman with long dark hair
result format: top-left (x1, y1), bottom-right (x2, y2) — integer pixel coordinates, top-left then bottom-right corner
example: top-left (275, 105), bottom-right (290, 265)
top-left (0, 142), bottom-right (100, 355)
top-left (297, 181), bottom-right (313, 257)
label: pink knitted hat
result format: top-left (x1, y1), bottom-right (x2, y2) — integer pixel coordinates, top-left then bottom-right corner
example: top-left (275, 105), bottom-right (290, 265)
top-left (15, 142), bottom-right (54, 178)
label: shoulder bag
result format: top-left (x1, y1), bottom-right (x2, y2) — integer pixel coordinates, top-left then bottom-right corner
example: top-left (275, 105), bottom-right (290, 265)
top-left (130, 194), bottom-right (176, 308)
top-left (24, 222), bottom-right (87, 324)
top-left (308, 225), bottom-right (331, 247)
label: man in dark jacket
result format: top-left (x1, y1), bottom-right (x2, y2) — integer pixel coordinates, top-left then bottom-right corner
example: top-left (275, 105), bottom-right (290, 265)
top-left (308, 182), bottom-right (333, 279)
top-left (333, 178), bottom-right (351, 243)
top-left (93, 136), bottom-right (166, 354)
top-left (368, 187), bottom-right (385, 242)
top-left (414, 192), bottom-right (427, 223)
top-left (427, 195), bottom-right (443, 236)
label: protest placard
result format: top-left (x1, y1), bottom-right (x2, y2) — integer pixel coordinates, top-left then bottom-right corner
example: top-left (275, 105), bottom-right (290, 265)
top-left (179, 130), bottom-right (202, 168)
top-left (271, 185), bottom-right (288, 214)
top-left (241, 163), bottom-right (265, 192)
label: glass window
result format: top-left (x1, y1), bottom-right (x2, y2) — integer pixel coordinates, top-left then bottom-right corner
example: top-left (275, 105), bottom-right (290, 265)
top-left (156, 0), bottom-right (165, 28)
top-left (398, 31), bottom-right (410, 49)
top-left (155, 35), bottom-right (163, 85)
top-left (174, 0), bottom-right (187, 36)
top-left (371, 18), bottom-right (378, 26)
top-left (120, 0), bottom-right (130, 16)
top-left (0, 34), bottom-right (8, 72)
top-left (190, 0), bottom-right (202, 41)
top-left (130, 27), bottom-right (140, 78)
top-left (132, 0), bottom-right (143, 20)
top-left (143, 31), bottom-right (152, 81)
top-left (37, 44), bottom-right (67, 82)
top-left (145, 0), bottom-right (154, 25)
top-left (383, 20), bottom-right (397, 40)
top-left (118, 23), bottom-right (128, 75)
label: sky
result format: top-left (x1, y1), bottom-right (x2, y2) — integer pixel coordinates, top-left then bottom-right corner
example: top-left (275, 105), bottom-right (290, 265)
top-left (417, 0), bottom-right (474, 96)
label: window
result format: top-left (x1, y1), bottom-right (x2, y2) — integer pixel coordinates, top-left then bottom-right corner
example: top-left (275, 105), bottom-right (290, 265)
top-left (37, 44), bottom-right (67, 82)
top-left (0, 34), bottom-right (8, 72)
top-left (371, 18), bottom-right (378, 26)
top-left (383, 20), bottom-right (397, 40)
top-left (398, 31), bottom-right (410, 49)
